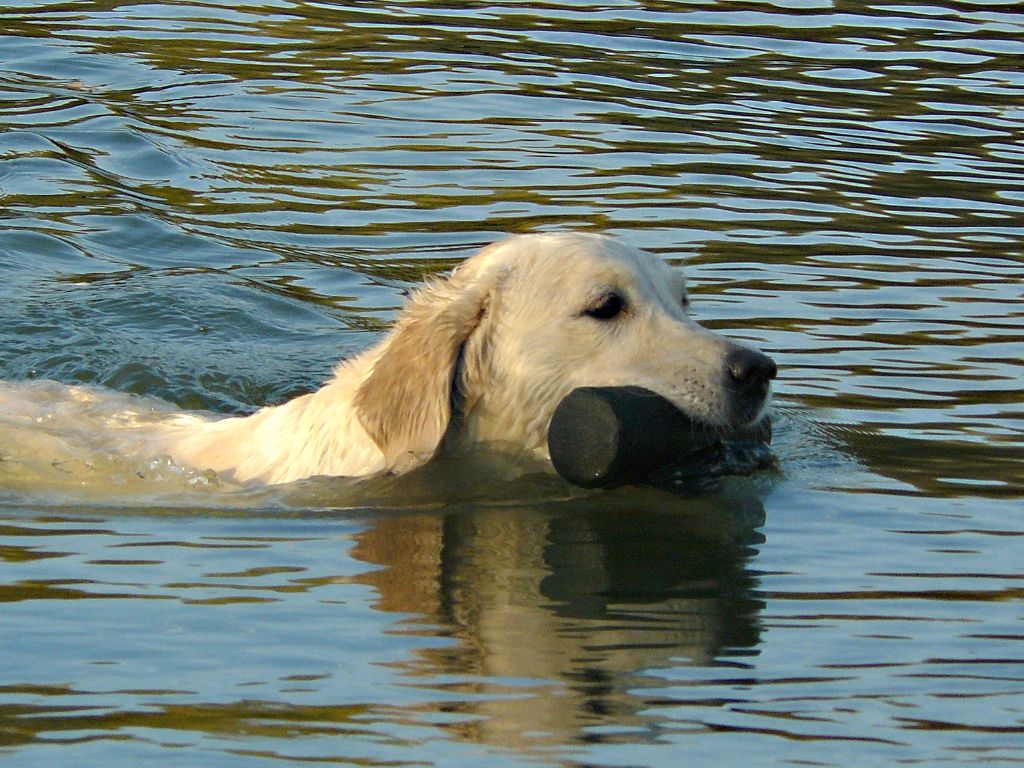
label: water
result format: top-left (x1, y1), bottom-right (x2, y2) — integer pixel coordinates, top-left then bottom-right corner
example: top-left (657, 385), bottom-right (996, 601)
top-left (1, 1), bottom-right (1023, 765)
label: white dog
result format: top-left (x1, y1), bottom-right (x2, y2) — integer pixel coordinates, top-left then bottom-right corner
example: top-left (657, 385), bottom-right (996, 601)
top-left (1, 233), bottom-right (776, 486)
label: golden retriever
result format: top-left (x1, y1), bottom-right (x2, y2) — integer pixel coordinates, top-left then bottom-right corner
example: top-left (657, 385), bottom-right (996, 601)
top-left (0, 233), bottom-right (776, 486)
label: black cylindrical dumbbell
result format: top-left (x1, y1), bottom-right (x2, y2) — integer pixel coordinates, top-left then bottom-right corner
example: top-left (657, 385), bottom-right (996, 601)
top-left (547, 386), bottom-right (772, 489)
top-left (546, 386), bottom-right (717, 488)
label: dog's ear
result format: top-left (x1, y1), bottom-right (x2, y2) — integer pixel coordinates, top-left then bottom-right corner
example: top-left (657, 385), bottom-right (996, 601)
top-left (355, 271), bottom-right (492, 473)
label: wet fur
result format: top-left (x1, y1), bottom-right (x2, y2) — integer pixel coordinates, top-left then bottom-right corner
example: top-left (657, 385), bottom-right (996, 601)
top-left (1, 233), bottom-right (772, 485)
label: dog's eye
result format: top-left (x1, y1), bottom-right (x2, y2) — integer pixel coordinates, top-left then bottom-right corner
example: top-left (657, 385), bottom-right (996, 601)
top-left (584, 292), bottom-right (625, 321)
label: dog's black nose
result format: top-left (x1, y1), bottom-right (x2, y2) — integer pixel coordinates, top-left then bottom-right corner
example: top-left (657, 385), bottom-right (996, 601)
top-left (726, 347), bottom-right (777, 392)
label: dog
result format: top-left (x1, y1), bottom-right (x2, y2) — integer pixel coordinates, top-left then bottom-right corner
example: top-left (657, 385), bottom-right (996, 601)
top-left (1, 233), bottom-right (776, 486)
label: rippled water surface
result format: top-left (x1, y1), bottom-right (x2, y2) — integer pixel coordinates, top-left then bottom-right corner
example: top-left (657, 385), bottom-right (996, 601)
top-left (2, 1), bottom-right (1023, 766)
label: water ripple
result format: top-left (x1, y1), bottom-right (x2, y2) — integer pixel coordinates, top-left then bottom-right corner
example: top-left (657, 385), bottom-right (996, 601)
top-left (2, 1), bottom-right (1024, 765)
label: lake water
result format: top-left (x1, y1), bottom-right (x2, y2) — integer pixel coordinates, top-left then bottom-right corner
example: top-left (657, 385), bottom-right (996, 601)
top-left (1, 1), bottom-right (1023, 765)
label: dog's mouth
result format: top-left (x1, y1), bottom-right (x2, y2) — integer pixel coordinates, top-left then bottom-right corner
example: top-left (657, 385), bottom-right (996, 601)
top-left (645, 415), bottom-right (773, 493)
top-left (547, 386), bottom-right (774, 491)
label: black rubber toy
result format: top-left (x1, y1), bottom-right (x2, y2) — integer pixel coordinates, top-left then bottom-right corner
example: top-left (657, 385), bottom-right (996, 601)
top-left (547, 386), bottom-right (771, 489)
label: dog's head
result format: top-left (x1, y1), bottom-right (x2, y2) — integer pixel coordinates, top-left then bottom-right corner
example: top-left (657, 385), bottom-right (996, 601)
top-left (356, 232), bottom-right (776, 473)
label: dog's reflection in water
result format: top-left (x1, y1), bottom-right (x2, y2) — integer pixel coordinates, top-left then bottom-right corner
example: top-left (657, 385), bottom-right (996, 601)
top-left (350, 485), bottom-right (765, 749)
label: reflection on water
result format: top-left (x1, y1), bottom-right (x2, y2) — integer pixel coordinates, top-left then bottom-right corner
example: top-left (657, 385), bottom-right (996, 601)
top-left (354, 493), bottom-right (764, 749)
top-left (0, 492), bottom-right (765, 761)
top-left (2, 0), bottom-right (1023, 765)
